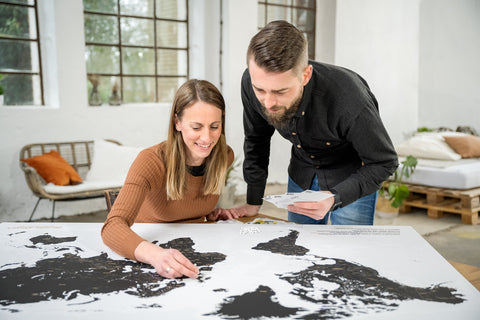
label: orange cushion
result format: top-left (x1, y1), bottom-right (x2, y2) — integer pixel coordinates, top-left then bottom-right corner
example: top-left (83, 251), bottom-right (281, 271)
top-left (21, 150), bottom-right (83, 186)
top-left (444, 135), bottom-right (480, 158)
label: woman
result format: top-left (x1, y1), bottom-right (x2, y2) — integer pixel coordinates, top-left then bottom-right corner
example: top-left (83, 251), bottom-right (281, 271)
top-left (101, 79), bottom-right (235, 279)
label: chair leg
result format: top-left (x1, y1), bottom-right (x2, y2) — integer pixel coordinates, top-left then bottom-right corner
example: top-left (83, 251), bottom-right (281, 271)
top-left (51, 200), bottom-right (56, 222)
top-left (28, 198), bottom-right (42, 222)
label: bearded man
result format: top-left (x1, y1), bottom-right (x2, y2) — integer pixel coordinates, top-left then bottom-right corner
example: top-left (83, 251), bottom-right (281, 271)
top-left (226, 20), bottom-right (398, 225)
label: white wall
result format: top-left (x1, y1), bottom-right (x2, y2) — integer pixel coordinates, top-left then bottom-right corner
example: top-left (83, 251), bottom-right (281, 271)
top-left (1, 0), bottom-right (478, 222)
top-left (418, 0), bottom-right (480, 133)
top-left (335, 0), bottom-right (420, 145)
top-left (335, 0), bottom-right (480, 143)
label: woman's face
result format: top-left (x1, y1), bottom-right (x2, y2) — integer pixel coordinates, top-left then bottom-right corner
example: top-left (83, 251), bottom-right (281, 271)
top-left (175, 100), bottom-right (223, 166)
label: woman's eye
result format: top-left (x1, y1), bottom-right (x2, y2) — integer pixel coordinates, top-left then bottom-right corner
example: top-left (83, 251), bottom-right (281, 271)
top-left (211, 126), bottom-right (219, 130)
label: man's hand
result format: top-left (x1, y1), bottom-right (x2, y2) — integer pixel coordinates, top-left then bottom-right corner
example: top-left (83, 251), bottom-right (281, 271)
top-left (134, 241), bottom-right (199, 279)
top-left (206, 204), bottom-right (261, 221)
top-left (287, 191), bottom-right (335, 220)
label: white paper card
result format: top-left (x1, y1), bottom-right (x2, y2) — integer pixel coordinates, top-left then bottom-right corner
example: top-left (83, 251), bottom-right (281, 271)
top-left (263, 190), bottom-right (333, 209)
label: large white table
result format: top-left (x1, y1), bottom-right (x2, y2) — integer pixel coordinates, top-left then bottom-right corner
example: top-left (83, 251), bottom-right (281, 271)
top-left (1, 222), bottom-right (479, 319)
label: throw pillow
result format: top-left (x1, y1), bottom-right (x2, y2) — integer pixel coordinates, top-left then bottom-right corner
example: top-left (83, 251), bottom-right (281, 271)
top-left (21, 150), bottom-right (83, 186)
top-left (85, 139), bottom-right (143, 183)
top-left (444, 135), bottom-right (480, 158)
top-left (396, 132), bottom-right (461, 161)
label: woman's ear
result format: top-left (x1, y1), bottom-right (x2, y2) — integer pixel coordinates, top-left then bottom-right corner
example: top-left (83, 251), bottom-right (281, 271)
top-left (174, 114), bottom-right (181, 131)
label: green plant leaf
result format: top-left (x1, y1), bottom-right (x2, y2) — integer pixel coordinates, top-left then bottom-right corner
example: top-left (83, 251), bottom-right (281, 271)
top-left (391, 185), bottom-right (409, 208)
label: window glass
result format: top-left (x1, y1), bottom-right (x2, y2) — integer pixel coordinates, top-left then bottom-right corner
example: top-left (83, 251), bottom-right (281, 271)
top-left (0, 1), bottom-right (43, 106)
top-left (83, 0), bottom-right (117, 14)
top-left (258, 0), bottom-right (316, 60)
top-left (83, 0), bottom-right (189, 105)
top-left (122, 47), bottom-right (155, 75)
top-left (84, 14), bottom-right (118, 44)
top-left (120, 0), bottom-right (154, 17)
top-left (122, 76), bottom-right (156, 103)
top-left (156, 20), bottom-right (187, 48)
top-left (156, 0), bottom-right (186, 20)
top-left (157, 49), bottom-right (187, 75)
top-left (85, 45), bottom-right (120, 74)
top-left (121, 17), bottom-right (154, 46)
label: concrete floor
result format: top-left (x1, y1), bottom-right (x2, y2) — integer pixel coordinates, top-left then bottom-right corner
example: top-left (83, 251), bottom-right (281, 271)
top-left (41, 183), bottom-right (480, 268)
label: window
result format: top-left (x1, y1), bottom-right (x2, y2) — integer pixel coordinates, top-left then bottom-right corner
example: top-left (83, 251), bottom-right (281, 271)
top-left (0, 0), bottom-right (44, 106)
top-left (83, 0), bottom-right (188, 105)
top-left (258, 0), bottom-right (316, 60)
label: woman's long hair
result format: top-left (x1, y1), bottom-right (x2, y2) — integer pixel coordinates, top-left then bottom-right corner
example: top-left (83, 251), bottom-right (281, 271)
top-left (164, 79), bottom-right (228, 200)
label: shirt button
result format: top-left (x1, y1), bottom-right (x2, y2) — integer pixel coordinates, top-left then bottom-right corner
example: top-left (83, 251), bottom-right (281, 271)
top-left (297, 144), bottom-right (301, 149)
top-left (302, 111), bottom-right (305, 116)
top-left (316, 166), bottom-right (320, 169)
top-left (292, 132), bottom-right (296, 136)
top-left (326, 142), bottom-right (331, 146)
top-left (310, 155), bottom-right (315, 159)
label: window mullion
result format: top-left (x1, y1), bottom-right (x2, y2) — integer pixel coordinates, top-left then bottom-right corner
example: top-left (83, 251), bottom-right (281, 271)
top-left (116, 0), bottom-right (123, 103)
top-left (153, 0), bottom-right (158, 102)
top-left (34, 0), bottom-right (44, 105)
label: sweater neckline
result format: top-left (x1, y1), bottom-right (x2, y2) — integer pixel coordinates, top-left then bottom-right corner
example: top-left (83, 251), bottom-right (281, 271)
top-left (187, 164), bottom-right (205, 177)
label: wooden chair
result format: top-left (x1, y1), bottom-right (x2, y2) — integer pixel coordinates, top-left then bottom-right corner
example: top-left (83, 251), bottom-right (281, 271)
top-left (104, 189), bottom-right (120, 213)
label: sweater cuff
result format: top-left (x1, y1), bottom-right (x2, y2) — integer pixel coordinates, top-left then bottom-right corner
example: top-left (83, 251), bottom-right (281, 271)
top-left (246, 184), bottom-right (266, 205)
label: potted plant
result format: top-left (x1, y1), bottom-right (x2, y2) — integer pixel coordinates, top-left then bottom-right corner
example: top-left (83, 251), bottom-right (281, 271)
top-left (378, 155), bottom-right (418, 212)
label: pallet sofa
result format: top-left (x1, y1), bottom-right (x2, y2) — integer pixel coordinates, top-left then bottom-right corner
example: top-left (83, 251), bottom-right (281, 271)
top-left (391, 131), bottom-right (480, 225)
top-left (20, 139), bottom-right (142, 222)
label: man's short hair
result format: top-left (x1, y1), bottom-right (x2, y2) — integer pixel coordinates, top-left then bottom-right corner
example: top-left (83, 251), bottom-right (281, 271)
top-left (247, 20), bottom-right (308, 74)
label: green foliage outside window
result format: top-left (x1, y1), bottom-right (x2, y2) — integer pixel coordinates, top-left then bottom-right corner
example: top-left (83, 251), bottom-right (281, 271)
top-left (83, 0), bottom-right (188, 105)
top-left (0, 2), bottom-right (42, 105)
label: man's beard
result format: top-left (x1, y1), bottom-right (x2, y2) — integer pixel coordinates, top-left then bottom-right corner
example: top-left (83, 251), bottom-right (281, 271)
top-left (262, 94), bottom-right (302, 128)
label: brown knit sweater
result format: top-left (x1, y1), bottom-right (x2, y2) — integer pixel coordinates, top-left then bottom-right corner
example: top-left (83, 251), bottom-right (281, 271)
top-left (101, 142), bottom-right (234, 260)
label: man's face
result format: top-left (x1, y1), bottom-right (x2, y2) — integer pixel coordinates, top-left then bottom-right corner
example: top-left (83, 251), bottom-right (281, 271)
top-left (248, 59), bottom-right (312, 128)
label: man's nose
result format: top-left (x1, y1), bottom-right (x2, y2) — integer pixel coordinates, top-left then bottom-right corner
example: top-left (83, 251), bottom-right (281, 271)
top-left (264, 93), bottom-right (277, 109)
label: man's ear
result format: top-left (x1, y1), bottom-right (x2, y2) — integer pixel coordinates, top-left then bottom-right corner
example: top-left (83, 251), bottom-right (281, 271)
top-left (302, 65), bottom-right (313, 86)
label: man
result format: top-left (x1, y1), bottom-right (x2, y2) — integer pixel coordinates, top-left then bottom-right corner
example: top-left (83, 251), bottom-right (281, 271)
top-left (226, 20), bottom-right (398, 224)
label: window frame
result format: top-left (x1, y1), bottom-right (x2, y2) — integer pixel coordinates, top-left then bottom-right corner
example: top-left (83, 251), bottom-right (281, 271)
top-left (83, 0), bottom-right (189, 105)
top-left (0, 0), bottom-right (45, 106)
top-left (258, 0), bottom-right (316, 60)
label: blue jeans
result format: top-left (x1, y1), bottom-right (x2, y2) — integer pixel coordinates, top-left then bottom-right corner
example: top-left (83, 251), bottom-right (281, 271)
top-left (287, 176), bottom-right (377, 225)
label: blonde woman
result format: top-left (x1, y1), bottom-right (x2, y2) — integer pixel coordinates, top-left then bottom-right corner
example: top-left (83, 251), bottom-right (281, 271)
top-left (102, 79), bottom-right (235, 279)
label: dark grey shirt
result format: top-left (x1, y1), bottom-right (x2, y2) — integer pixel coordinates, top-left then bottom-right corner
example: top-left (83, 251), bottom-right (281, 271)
top-left (241, 61), bottom-right (398, 207)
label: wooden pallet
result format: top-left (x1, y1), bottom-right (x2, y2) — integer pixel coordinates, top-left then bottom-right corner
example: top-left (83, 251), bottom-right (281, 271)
top-left (398, 183), bottom-right (480, 225)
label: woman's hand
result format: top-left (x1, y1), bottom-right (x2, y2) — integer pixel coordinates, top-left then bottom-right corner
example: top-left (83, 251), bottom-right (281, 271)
top-left (207, 204), bottom-right (261, 221)
top-left (287, 191), bottom-right (335, 220)
top-left (134, 241), bottom-right (199, 279)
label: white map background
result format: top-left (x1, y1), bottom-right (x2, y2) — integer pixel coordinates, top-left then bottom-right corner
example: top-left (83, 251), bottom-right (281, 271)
top-left (1, 222), bottom-right (479, 319)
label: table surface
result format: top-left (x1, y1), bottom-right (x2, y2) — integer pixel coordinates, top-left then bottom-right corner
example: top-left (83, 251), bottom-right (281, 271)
top-left (1, 220), bottom-right (479, 319)
top-left (247, 214), bottom-right (480, 292)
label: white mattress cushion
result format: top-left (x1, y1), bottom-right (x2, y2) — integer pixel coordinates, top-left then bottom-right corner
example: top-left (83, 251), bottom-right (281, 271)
top-left (399, 157), bottom-right (480, 189)
top-left (43, 180), bottom-right (124, 194)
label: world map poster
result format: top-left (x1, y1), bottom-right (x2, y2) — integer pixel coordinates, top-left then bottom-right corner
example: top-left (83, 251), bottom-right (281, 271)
top-left (1, 222), bottom-right (479, 319)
